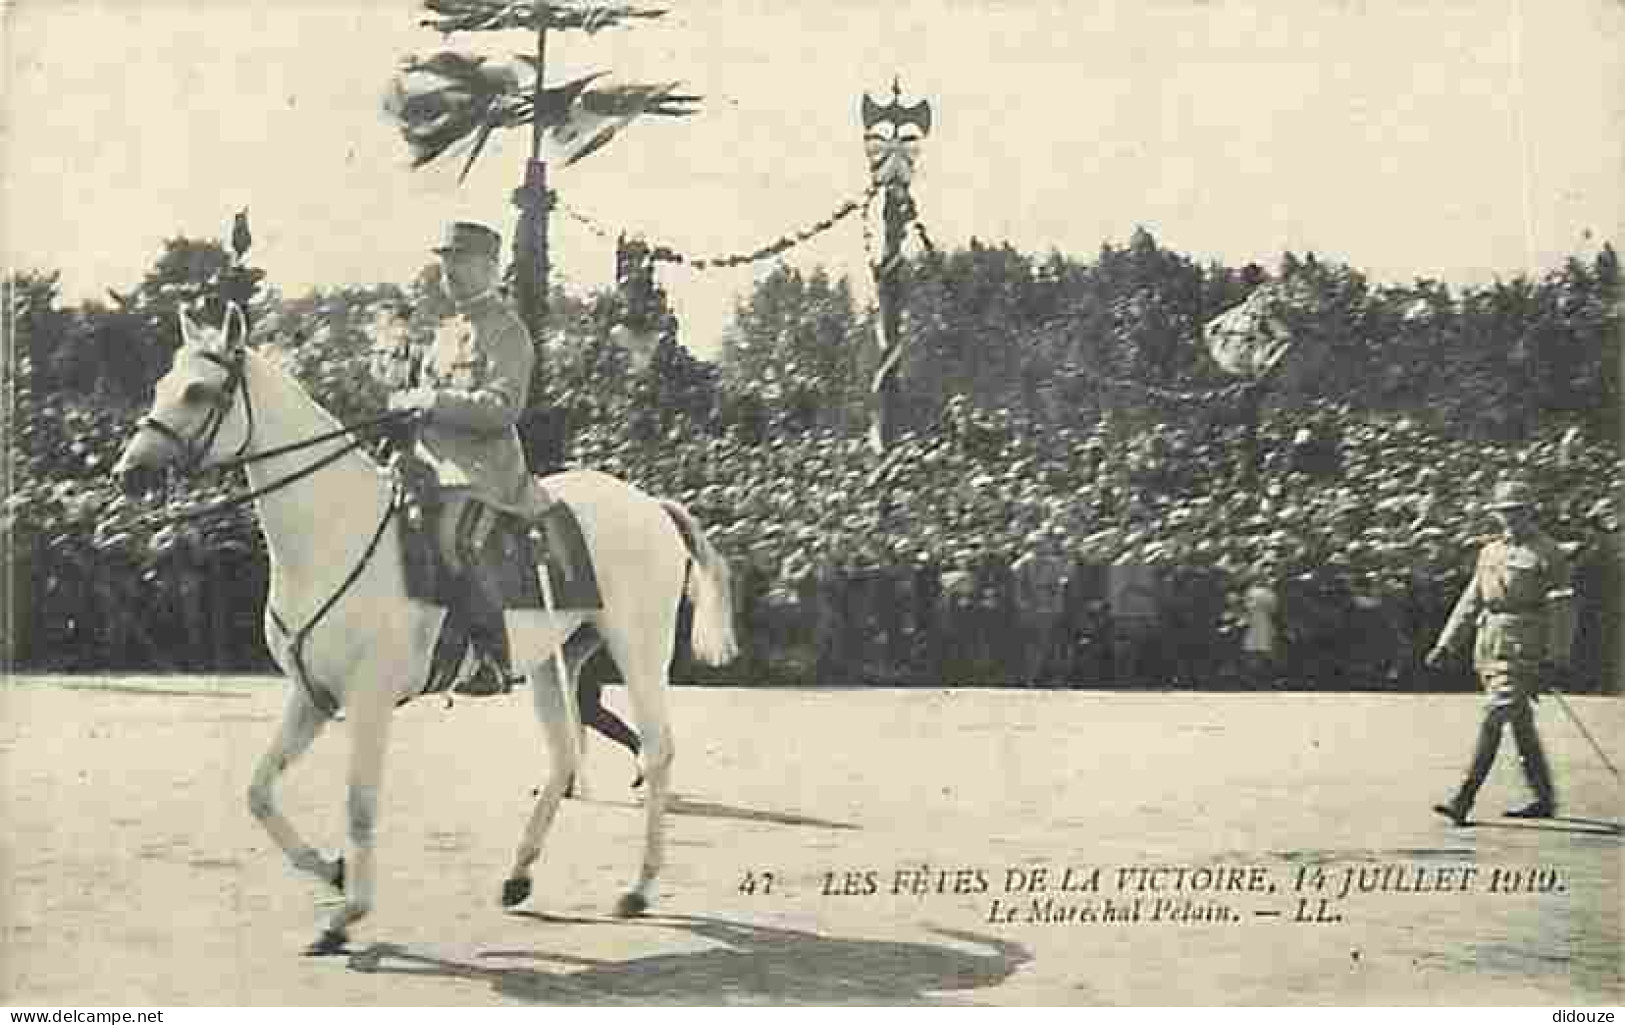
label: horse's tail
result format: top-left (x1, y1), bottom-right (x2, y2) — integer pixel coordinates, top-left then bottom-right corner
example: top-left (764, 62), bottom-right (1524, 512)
top-left (659, 500), bottom-right (739, 666)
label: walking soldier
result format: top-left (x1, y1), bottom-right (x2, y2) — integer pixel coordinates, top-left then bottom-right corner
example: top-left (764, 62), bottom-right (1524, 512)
top-left (1426, 480), bottom-right (1575, 825)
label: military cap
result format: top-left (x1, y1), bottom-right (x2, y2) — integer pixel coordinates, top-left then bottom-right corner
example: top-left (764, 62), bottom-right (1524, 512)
top-left (432, 221), bottom-right (502, 259)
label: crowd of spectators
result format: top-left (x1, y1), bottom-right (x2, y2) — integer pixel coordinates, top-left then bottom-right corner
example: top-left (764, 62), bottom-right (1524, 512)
top-left (575, 397), bottom-right (1621, 691)
top-left (7, 388), bottom-right (1620, 691)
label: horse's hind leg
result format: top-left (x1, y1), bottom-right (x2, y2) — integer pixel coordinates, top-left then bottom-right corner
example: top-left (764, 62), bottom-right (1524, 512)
top-left (500, 651), bottom-right (582, 909)
top-left (616, 675), bottom-right (672, 917)
top-left (248, 687), bottom-right (342, 890)
top-left (597, 628), bottom-right (676, 918)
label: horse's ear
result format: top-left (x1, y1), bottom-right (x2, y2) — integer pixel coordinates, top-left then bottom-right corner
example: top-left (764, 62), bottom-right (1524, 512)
top-left (223, 302), bottom-right (249, 351)
top-left (178, 306), bottom-right (199, 349)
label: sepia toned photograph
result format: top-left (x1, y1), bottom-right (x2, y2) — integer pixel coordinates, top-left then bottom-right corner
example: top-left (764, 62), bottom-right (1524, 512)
top-left (2, 0), bottom-right (1620, 1008)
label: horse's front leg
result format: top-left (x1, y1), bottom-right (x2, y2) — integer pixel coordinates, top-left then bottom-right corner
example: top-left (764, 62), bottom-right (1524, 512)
top-left (249, 688), bottom-right (343, 890)
top-left (306, 690), bottom-right (394, 956)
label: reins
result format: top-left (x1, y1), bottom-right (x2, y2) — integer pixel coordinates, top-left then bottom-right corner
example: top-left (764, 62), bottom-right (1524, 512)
top-left (210, 406), bottom-right (413, 721)
top-left (137, 350), bottom-right (255, 478)
top-left (127, 340), bottom-right (415, 530)
top-left (127, 348), bottom-right (421, 718)
top-left (147, 410), bottom-right (415, 528)
top-left (266, 498), bottom-right (400, 721)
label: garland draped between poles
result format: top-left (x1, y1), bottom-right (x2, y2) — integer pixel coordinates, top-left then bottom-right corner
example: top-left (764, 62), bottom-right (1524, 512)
top-left (561, 182), bottom-right (1263, 409)
top-left (558, 184), bottom-right (879, 271)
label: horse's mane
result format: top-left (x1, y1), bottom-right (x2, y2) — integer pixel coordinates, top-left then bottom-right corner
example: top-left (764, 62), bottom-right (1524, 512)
top-left (246, 344), bottom-right (385, 472)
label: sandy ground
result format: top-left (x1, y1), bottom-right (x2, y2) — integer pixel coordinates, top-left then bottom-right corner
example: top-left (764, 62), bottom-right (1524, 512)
top-left (0, 676), bottom-right (1619, 1006)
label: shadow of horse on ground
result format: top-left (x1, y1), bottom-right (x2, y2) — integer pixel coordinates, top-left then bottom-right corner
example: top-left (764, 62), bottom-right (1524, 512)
top-left (57, 681), bottom-right (252, 700)
top-left (665, 796), bottom-right (860, 831)
top-left (547, 793), bottom-right (859, 831)
top-left (345, 915), bottom-right (1030, 1005)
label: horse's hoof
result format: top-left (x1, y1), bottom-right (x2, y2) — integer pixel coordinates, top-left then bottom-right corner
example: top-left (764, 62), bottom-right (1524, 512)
top-left (501, 877), bottom-right (532, 909)
top-left (303, 928), bottom-right (349, 957)
top-left (329, 856), bottom-right (346, 893)
top-left (615, 891), bottom-right (649, 918)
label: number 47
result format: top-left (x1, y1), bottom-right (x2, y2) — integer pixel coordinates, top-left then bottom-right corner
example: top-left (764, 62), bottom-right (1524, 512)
top-left (739, 870), bottom-right (775, 896)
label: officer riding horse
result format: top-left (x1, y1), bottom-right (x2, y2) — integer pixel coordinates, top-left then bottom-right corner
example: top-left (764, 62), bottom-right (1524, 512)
top-left (381, 221), bottom-right (551, 696)
top-left (111, 222), bottom-right (738, 953)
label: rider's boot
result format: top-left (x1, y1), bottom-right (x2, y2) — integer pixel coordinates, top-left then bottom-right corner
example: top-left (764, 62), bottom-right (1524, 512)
top-left (457, 568), bottom-right (519, 697)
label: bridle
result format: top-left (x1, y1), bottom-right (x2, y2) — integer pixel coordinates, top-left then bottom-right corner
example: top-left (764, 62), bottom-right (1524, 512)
top-left (136, 348), bottom-right (255, 477)
top-left (132, 341), bottom-right (411, 524)
top-left (128, 331), bottom-right (415, 720)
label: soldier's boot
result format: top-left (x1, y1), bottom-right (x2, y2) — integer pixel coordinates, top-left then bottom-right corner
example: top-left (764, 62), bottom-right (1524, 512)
top-left (1506, 707), bottom-right (1557, 818)
top-left (457, 568), bottom-right (520, 697)
top-left (1434, 712), bottom-right (1504, 825)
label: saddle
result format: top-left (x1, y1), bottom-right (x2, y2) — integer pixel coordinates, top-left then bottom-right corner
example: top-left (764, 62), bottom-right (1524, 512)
top-left (395, 475), bottom-right (602, 611)
top-left (391, 456), bottom-right (601, 699)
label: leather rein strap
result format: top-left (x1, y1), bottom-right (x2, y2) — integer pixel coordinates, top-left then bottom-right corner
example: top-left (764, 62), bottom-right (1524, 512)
top-left (135, 347), bottom-right (414, 718)
top-left (266, 498), bottom-right (400, 721)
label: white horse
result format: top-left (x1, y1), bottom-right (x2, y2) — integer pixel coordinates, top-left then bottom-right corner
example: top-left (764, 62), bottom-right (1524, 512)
top-left (112, 307), bottom-right (737, 954)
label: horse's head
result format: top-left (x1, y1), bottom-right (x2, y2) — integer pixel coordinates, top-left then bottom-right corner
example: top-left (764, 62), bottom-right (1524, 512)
top-left (113, 303), bottom-right (253, 495)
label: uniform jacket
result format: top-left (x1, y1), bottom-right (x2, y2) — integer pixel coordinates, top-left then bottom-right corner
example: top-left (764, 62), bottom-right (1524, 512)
top-left (415, 292), bottom-right (534, 507)
top-left (1436, 530), bottom-right (1575, 674)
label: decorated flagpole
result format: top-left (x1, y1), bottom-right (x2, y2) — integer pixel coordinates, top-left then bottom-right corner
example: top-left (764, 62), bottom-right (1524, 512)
top-left (386, 1), bottom-right (698, 468)
top-left (862, 78), bottom-right (932, 454)
top-left (512, 3), bottom-right (561, 469)
top-left (871, 185), bottom-right (907, 454)
top-left (512, 2), bottom-right (552, 342)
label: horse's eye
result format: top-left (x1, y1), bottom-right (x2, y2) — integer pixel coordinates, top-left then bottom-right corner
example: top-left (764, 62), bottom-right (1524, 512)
top-left (182, 381), bottom-right (216, 405)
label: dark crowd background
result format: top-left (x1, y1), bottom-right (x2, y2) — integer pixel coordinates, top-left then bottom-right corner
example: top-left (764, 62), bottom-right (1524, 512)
top-left (4, 227), bottom-right (1619, 692)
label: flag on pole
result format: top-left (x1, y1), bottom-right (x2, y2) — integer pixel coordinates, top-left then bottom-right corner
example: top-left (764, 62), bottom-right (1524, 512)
top-left (383, 51), bottom-right (697, 178)
top-left (864, 130), bottom-right (923, 187)
top-left (420, 0), bottom-right (670, 35)
top-left (1201, 282), bottom-right (1299, 378)
top-left (541, 81), bottom-right (699, 168)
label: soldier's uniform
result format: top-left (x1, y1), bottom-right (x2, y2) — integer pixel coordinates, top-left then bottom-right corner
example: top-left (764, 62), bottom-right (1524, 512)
top-left (392, 221), bottom-right (542, 694)
top-left (1430, 481), bottom-right (1574, 823)
top-left (416, 290), bottom-right (534, 519)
